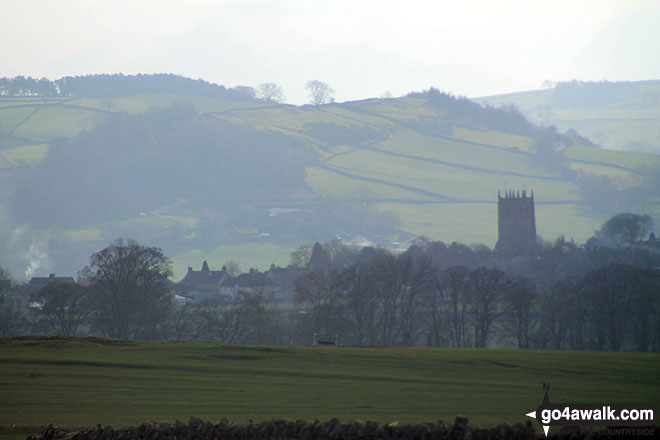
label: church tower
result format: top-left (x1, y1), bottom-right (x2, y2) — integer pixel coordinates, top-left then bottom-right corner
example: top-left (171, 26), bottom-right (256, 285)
top-left (496, 190), bottom-right (537, 256)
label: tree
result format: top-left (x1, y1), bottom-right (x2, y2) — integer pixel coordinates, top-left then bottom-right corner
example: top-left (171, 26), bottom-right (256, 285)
top-left (341, 263), bottom-right (377, 346)
top-left (256, 82), bottom-right (285, 103)
top-left (305, 80), bottom-right (334, 105)
top-left (290, 244), bottom-right (312, 268)
top-left (500, 276), bottom-right (538, 349)
top-left (595, 213), bottom-right (653, 246)
top-left (80, 238), bottom-right (173, 340)
top-left (294, 269), bottom-right (345, 338)
top-left (31, 282), bottom-right (90, 335)
top-left (183, 296), bottom-right (252, 343)
top-left (431, 266), bottom-right (472, 347)
top-left (537, 280), bottom-right (574, 349)
top-left (0, 267), bottom-right (26, 336)
top-left (0, 291), bottom-right (25, 336)
top-left (308, 242), bottom-right (331, 270)
top-left (580, 263), bottom-right (656, 351)
top-left (224, 260), bottom-right (241, 277)
top-left (466, 267), bottom-right (511, 348)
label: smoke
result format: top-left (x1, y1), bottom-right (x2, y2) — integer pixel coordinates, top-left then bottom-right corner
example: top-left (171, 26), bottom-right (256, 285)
top-left (1, 226), bottom-right (53, 281)
top-left (24, 242), bottom-right (51, 279)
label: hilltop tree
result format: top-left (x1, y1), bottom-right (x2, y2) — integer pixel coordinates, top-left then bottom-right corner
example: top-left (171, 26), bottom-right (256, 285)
top-left (80, 238), bottom-right (173, 340)
top-left (256, 82), bottom-right (285, 103)
top-left (541, 79), bottom-right (554, 89)
top-left (306, 80), bottom-right (334, 105)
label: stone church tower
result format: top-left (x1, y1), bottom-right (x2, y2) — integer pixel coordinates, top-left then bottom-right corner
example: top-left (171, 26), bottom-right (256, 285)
top-left (496, 190), bottom-right (537, 256)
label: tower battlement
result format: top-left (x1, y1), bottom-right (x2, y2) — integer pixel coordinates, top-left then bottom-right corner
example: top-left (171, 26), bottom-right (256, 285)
top-left (496, 190), bottom-right (537, 256)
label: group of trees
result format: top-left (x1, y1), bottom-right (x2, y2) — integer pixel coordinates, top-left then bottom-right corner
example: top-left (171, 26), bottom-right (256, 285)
top-left (292, 242), bottom-right (660, 351)
top-left (411, 88), bottom-right (535, 136)
top-left (11, 105), bottom-right (311, 228)
top-left (552, 80), bottom-right (659, 107)
top-left (5, 239), bottom-right (173, 339)
top-left (0, 74), bottom-right (261, 100)
top-left (2, 214), bottom-right (659, 351)
top-left (0, 239), bottom-right (286, 344)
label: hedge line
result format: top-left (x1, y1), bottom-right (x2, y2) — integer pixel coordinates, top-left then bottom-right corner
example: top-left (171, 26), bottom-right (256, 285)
top-left (27, 416), bottom-right (659, 440)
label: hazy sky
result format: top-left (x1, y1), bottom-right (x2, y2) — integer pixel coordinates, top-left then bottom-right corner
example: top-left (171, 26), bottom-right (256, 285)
top-left (2, 0), bottom-right (659, 104)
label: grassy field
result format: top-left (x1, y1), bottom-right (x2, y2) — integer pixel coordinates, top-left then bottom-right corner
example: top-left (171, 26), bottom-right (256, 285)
top-left (1, 336), bottom-right (658, 439)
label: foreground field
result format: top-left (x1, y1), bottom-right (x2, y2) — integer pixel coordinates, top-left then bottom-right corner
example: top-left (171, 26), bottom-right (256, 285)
top-left (1, 336), bottom-right (658, 439)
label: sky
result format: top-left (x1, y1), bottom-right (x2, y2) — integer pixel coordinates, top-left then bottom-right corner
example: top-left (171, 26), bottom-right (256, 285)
top-left (1, 0), bottom-right (659, 104)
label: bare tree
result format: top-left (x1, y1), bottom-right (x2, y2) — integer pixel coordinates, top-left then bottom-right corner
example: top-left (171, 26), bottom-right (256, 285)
top-left (224, 260), bottom-right (241, 277)
top-left (538, 280), bottom-right (574, 349)
top-left (430, 266), bottom-right (472, 347)
top-left (306, 80), bottom-right (334, 105)
top-left (31, 282), bottom-right (90, 335)
top-left (294, 269), bottom-right (344, 338)
top-left (500, 276), bottom-right (538, 349)
top-left (80, 238), bottom-right (173, 340)
top-left (290, 244), bottom-right (312, 268)
top-left (256, 82), bottom-right (285, 103)
top-left (396, 253), bottom-right (435, 346)
top-left (341, 263), bottom-right (376, 346)
top-left (188, 296), bottom-right (251, 343)
top-left (466, 267), bottom-right (511, 348)
top-left (628, 267), bottom-right (660, 352)
top-left (0, 269), bottom-right (25, 336)
top-left (369, 252), bottom-right (404, 346)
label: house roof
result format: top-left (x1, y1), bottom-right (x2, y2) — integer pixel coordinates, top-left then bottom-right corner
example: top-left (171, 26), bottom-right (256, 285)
top-left (28, 274), bottom-right (76, 288)
top-left (178, 261), bottom-right (229, 286)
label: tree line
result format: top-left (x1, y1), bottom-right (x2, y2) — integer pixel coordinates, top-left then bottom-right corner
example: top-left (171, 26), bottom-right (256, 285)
top-left (0, 74), bottom-right (258, 100)
top-left (292, 241), bottom-right (660, 351)
top-left (0, 74), bottom-right (336, 105)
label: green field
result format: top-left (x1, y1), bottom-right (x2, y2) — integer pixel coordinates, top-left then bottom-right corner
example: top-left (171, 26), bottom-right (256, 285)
top-left (1, 336), bottom-right (658, 439)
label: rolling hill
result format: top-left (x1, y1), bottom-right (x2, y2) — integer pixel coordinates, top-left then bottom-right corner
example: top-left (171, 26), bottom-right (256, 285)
top-left (474, 79), bottom-right (660, 154)
top-left (1, 77), bottom-right (659, 280)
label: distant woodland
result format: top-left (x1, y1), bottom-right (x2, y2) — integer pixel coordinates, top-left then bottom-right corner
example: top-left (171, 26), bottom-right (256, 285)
top-left (11, 105), bottom-right (311, 227)
top-left (0, 74), bottom-right (259, 100)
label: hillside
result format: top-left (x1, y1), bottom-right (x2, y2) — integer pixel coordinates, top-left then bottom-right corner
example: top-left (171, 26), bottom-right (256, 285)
top-left (1, 76), bottom-right (659, 279)
top-left (475, 79), bottom-right (660, 154)
top-left (1, 336), bottom-right (658, 433)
